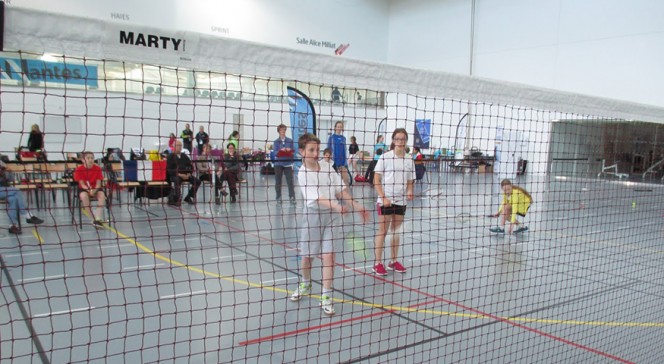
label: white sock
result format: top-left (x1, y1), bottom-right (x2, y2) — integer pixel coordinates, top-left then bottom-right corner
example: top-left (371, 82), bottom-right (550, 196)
top-left (322, 288), bottom-right (332, 297)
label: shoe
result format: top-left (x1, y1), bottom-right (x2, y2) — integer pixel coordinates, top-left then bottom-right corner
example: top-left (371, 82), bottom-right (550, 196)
top-left (372, 263), bottom-right (388, 276)
top-left (290, 198), bottom-right (296, 206)
top-left (489, 226), bottom-right (505, 233)
top-left (220, 190), bottom-right (228, 197)
top-left (387, 261), bottom-right (407, 273)
top-left (167, 201), bottom-right (180, 207)
top-left (319, 295), bottom-right (335, 315)
top-left (8, 225), bottom-right (21, 234)
top-left (514, 226), bottom-right (529, 234)
top-left (93, 220), bottom-right (104, 228)
top-left (239, 179), bottom-right (247, 183)
top-left (183, 197), bottom-right (195, 204)
top-left (276, 199), bottom-right (283, 206)
top-left (26, 216), bottom-right (44, 224)
top-left (231, 196), bottom-right (237, 203)
top-left (289, 283), bottom-right (312, 301)
top-left (215, 197), bottom-right (221, 205)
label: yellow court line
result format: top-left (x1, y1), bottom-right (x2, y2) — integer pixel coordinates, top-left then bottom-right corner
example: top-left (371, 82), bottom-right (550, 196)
top-left (31, 229), bottom-right (44, 244)
top-left (101, 223), bottom-right (664, 328)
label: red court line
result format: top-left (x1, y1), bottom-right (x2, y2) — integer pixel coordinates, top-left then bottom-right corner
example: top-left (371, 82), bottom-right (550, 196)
top-left (182, 209), bottom-right (634, 364)
top-left (239, 298), bottom-right (441, 346)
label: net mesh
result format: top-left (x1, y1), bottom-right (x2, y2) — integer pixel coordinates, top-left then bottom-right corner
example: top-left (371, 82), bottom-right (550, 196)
top-left (2, 13), bottom-right (664, 364)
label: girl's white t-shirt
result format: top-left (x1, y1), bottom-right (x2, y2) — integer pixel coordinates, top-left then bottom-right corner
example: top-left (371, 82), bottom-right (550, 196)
top-left (374, 150), bottom-right (415, 206)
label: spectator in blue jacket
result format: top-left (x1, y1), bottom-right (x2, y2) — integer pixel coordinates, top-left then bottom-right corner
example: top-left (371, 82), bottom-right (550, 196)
top-left (273, 124), bottom-right (296, 205)
top-left (327, 121), bottom-right (351, 186)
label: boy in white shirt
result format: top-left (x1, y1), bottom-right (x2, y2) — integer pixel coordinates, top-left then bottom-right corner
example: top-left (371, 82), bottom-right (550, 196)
top-left (372, 128), bottom-right (415, 275)
top-left (290, 133), bottom-right (369, 315)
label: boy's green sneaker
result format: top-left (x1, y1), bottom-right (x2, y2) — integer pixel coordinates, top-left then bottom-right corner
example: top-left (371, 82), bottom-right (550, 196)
top-left (290, 283), bottom-right (311, 302)
top-left (319, 295), bottom-right (335, 315)
top-left (489, 226), bottom-right (505, 233)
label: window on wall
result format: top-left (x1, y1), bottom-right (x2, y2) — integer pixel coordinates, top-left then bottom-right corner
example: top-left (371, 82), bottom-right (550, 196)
top-left (0, 51), bottom-right (384, 107)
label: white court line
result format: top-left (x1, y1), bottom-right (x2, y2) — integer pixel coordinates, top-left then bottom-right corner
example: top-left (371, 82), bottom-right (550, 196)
top-left (160, 290), bottom-right (207, 299)
top-left (587, 230), bottom-right (602, 235)
top-left (33, 306), bottom-right (95, 318)
top-left (343, 265), bottom-right (373, 272)
top-left (261, 276), bottom-right (298, 284)
top-left (100, 243), bottom-right (134, 250)
top-left (4, 251), bottom-right (48, 258)
top-left (465, 248), bottom-right (487, 254)
top-left (122, 263), bottom-right (165, 271)
top-left (19, 274), bottom-right (67, 283)
top-left (211, 254), bottom-right (245, 261)
top-left (150, 224), bottom-right (177, 229)
top-left (408, 254), bottom-right (436, 262)
top-left (615, 226), bottom-right (631, 231)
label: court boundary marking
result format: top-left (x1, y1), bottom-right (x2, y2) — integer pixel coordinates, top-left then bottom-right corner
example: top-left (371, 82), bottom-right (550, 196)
top-left (92, 208), bottom-right (649, 363)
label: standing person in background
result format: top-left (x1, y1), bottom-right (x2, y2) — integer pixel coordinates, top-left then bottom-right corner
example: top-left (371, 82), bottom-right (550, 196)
top-left (372, 128), bottom-right (415, 276)
top-left (322, 148), bottom-right (334, 166)
top-left (374, 135), bottom-right (386, 161)
top-left (227, 131), bottom-right (240, 150)
top-left (348, 136), bottom-right (360, 177)
top-left (327, 121), bottom-right (351, 186)
top-left (181, 123), bottom-right (194, 153)
top-left (195, 126), bottom-right (209, 156)
top-left (27, 124), bottom-right (44, 152)
top-left (168, 133), bottom-right (177, 153)
top-left (273, 124), bottom-right (296, 206)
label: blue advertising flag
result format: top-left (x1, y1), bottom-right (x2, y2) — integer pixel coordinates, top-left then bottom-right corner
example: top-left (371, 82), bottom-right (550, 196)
top-left (414, 119), bottom-right (431, 149)
top-left (287, 86), bottom-right (316, 142)
top-left (287, 86), bottom-right (316, 174)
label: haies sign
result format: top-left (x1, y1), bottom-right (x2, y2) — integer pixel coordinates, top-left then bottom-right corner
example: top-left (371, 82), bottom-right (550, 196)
top-left (119, 30), bottom-right (185, 52)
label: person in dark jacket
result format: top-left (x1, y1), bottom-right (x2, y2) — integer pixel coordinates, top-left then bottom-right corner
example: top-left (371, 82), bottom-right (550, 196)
top-left (221, 143), bottom-right (240, 203)
top-left (166, 141), bottom-right (200, 205)
top-left (27, 124), bottom-right (44, 152)
top-left (195, 126), bottom-right (209, 155)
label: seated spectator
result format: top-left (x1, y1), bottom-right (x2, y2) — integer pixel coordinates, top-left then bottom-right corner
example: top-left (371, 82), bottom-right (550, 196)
top-left (364, 148), bottom-right (383, 184)
top-left (220, 143), bottom-right (241, 203)
top-left (197, 144), bottom-right (228, 204)
top-left (0, 160), bottom-right (44, 234)
top-left (27, 124), bottom-right (44, 152)
top-left (166, 141), bottom-right (200, 206)
top-left (74, 151), bottom-right (107, 227)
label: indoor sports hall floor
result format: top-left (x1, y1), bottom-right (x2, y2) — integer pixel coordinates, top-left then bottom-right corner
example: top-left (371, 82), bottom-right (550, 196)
top-left (1, 169), bottom-right (663, 363)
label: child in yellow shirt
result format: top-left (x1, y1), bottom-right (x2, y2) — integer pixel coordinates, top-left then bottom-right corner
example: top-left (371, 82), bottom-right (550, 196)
top-left (489, 179), bottom-right (532, 234)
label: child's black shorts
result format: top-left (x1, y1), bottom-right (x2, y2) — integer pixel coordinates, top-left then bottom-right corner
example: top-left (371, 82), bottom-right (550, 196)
top-left (377, 203), bottom-right (407, 216)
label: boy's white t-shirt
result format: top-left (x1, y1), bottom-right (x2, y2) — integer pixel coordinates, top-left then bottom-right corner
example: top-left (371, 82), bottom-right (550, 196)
top-left (299, 160), bottom-right (346, 208)
top-left (374, 150), bottom-right (416, 206)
